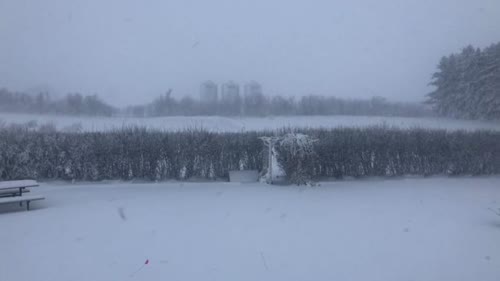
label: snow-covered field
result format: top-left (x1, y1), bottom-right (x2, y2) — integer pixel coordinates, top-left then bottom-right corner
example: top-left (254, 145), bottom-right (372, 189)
top-left (1, 177), bottom-right (500, 281)
top-left (1, 113), bottom-right (500, 132)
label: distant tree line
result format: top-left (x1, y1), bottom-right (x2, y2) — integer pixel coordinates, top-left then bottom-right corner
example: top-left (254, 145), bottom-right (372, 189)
top-left (0, 87), bottom-right (429, 118)
top-left (124, 92), bottom-right (430, 118)
top-left (1, 125), bottom-right (499, 182)
top-left (0, 89), bottom-right (115, 116)
top-left (426, 42), bottom-right (500, 120)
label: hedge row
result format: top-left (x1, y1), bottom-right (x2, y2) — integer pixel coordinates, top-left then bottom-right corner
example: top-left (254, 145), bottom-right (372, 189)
top-left (0, 128), bottom-right (263, 181)
top-left (306, 128), bottom-right (500, 178)
top-left (1, 126), bottom-right (499, 182)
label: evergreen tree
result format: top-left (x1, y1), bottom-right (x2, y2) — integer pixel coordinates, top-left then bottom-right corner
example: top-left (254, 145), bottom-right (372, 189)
top-left (427, 42), bottom-right (500, 120)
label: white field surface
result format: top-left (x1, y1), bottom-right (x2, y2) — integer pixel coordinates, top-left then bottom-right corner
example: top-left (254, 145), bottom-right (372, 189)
top-left (1, 113), bottom-right (500, 132)
top-left (1, 177), bottom-right (500, 281)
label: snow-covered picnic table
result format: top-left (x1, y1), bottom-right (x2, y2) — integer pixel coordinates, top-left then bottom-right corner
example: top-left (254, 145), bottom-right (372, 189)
top-left (0, 180), bottom-right (44, 211)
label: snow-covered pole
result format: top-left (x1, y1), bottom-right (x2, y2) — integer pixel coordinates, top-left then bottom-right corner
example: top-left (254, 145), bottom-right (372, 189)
top-left (268, 138), bottom-right (272, 183)
top-left (259, 136), bottom-right (280, 184)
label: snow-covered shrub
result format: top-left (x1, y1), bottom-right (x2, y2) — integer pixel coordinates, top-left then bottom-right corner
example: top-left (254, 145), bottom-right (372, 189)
top-left (0, 126), bottom-right (500, 182)
top-left (310, 127), bottom-right (500, 178)
top-left (0, 128), bottom-right (265, 181)
top-left (275, 133), bottom-right (318, 186)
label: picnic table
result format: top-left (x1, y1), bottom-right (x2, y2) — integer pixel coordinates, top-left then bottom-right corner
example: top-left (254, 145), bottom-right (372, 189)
top-left (0, 180), bottom-right (45, 211)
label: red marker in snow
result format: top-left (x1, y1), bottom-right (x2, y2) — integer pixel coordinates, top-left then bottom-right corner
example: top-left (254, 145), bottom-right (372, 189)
top-left (130, 259), bottom-right (150, 277)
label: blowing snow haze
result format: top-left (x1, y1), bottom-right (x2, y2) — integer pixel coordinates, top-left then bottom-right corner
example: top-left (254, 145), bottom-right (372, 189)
top-left (0, 0), bottom-right (499, 106)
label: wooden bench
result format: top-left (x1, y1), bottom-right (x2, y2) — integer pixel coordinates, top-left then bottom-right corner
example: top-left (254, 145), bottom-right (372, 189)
top-left (0, 195), bottom-right (45, 211)
top-left (0, 180), bottom-right (45, 211)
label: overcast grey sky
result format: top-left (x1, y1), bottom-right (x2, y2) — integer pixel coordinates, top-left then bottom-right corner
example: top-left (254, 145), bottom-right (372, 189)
top-left (1, 0), bottom-right (499, 106)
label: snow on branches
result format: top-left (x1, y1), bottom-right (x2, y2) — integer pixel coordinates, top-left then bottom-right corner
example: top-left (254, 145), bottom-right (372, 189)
top-left (275, 133), bottom-right (318, 186)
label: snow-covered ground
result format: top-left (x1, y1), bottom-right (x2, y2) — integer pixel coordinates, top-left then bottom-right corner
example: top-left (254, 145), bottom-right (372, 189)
top-left (1, 113), bottom-right (500, 132)
top-left (1, 177), bottom-right (500, 281)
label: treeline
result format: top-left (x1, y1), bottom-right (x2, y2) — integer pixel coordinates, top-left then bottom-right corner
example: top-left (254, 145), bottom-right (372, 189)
top-left (125, 92), bottom-right (429, 117)
top-left (0, 89), bottom-right (115, 116)
top-left (426, 42), bottom-right (500, 120)
top-left (0, 87), bottom-right (429, 118)
top-left (1, 125), bottom-right (499, 182)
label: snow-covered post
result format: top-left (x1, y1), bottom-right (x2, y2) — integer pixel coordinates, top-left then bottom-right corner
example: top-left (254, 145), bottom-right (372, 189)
top-left (259, 136), bottom-right (280, 184)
